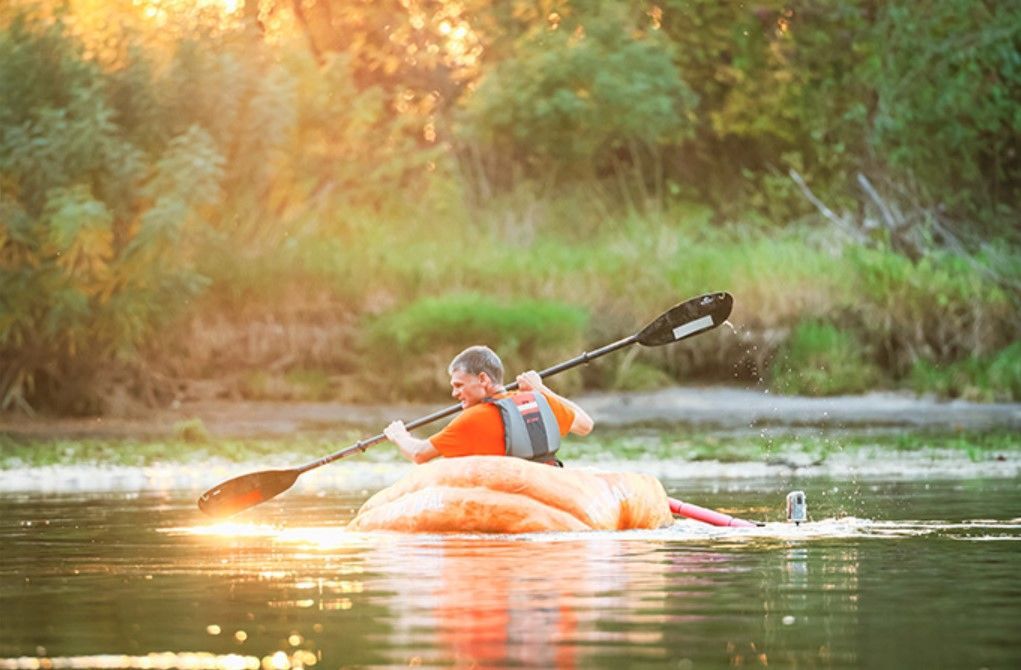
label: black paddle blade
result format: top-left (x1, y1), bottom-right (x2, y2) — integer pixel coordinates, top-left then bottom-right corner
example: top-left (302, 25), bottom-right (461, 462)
top-left (636, 292), bottom-right (733, 346)
top-left (197, 468), bottom-right (300, 518)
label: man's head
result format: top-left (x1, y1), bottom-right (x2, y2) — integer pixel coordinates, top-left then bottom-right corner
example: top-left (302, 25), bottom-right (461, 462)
top-left (447, 345), bottom-right (503, 407)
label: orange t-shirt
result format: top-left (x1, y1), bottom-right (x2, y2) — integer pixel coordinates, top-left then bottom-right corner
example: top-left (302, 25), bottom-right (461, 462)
top-left (428, 391), bottom-right (576, 458)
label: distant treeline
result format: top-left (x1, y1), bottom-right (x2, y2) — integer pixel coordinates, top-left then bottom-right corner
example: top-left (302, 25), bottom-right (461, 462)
top-left (1, 1), bottom-right (1018, 413)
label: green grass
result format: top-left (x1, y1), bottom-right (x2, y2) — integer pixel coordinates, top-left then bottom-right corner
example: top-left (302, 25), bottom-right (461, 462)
top-left (173, 418), bottom-right (210, 443)
top-left (1, 429), bottom-right (1016, 470)
top-left (195, 209), bottom-right (1018, 401)
top-left (910, 342), bottom-right (1021, 402)
top-left (586, 428), bottom-right (1021, 464)
top-left (365, 293), bottom-right (589, 355)
top-left (23, 190), bottom-right (1018, 408)
top-left (360, 292), bottom-right (590, 397)
top-left (0, 431), bottom-right (379, 468)
top-left (769, 321), bottom-right (882, 396)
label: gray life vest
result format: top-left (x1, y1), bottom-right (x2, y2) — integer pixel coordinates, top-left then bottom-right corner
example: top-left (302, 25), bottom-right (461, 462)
top-left (485, 392), bottom-right (561, 463)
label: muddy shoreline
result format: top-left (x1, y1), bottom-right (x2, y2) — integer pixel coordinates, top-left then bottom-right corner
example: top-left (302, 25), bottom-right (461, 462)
top-left (2, 386), bottom-right (1019, 440)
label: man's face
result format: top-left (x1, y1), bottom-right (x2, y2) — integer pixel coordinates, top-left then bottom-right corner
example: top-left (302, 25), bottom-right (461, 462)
top-left (450, 369), bottom-right (491, 407)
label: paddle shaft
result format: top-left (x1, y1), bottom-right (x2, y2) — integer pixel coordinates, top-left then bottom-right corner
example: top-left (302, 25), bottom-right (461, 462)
top-left (296, 334), bottom-right (639, 474)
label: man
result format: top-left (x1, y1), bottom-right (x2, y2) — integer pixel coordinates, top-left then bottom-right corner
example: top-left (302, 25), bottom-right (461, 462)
top-left (384, 345), bottom-right (594, 464)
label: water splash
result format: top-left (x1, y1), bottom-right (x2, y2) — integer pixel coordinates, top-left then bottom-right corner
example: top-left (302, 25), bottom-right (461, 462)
top-left (162, 516), bottom-right (1021, 547)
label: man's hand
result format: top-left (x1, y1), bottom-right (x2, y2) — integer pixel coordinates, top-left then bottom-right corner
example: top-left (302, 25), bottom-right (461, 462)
top-left (516, 370), bottom-right (546, 392)
top-left (384, 419), bottom-right (440, 464)
top-left (384, 420), bottom-right (410, 443)
top-left (517, 369), bottom-right (594, 437)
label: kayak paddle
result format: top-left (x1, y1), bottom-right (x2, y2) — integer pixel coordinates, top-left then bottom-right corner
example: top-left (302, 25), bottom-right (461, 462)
top-left (198, 292), bottom-right (735, 518)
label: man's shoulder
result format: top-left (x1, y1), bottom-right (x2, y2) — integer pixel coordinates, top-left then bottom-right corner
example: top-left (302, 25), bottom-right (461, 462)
top-left (457, 402), bottom-right (500, 420)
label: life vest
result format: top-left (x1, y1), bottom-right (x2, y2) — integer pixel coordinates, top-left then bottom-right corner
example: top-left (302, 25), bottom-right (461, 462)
top-left (485, 392), bottom-right (561, 464)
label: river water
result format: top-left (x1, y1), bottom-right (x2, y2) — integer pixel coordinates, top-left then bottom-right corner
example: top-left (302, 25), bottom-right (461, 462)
top-left (2, 476), bottom-right (1019, 670)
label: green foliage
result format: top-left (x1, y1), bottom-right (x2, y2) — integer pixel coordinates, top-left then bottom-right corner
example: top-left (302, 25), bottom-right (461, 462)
top-left (173, 417), bottom-right (210, 443)
top-left (5, 428), bottom-right (1017, 469)
top-left (770, 321), bottom-right (881, 396)
top-left (654, 0), bottom-right (1019, 226)
top-left (847, 245), bottom-right (1015, 371)
top-left (240, 368), bottom-right (334, 402)
top-left (865, 1), bottom-right (1021, 219)
top-left (608, 360), bottom-right (674, 392)
top-left (460, 2), bottom-right (697, 190)
top-left (364, 293), bottom-right (589, 398)
top-left (910, 343), bottom-right (1021, 402)
top-left (367, 293), bottom-right (589, 356)
top-left (1, 1), bottom-right (1018, 412)
top-left (0, 11), bottom-right (212, 413)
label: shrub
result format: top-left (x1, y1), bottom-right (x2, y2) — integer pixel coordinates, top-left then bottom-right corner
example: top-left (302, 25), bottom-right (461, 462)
top-left (608, 360), bottom-right (674, 392)
top-left (367, 293), bottom-right (588, 355)
top-left (910, 342), bottom-right (1021, 402)
top-left (363, 293), bottom-right (589, 398)
top-left (173, 418), bottom-right (210, 443)
top-left (770, 320), bottom-right (881, 396)
top-left (0, 13), bottom-right (217, 413)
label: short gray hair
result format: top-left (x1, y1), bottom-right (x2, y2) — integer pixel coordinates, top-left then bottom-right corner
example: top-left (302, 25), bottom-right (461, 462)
top-left (448, 345), bottom-right (503, 385)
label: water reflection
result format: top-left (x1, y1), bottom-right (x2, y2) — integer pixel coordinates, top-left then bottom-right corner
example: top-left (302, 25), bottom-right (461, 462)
top-left (172, 523), bottom-right (732, 667)
top-left (159, 512), bottom-right (1021, 668)
top-left (368, 537), bottom-right (674, 668)
top-left (4, 483), bottom-right (1021, 669)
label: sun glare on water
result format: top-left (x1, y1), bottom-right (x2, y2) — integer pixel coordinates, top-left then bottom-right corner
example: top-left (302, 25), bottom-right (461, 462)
top-left (0, 650), bottom-right (320, 670)
top-left (164, 522), bottom-right (365, 550)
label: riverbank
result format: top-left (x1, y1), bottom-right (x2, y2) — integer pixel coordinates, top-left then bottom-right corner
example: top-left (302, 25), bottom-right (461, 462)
top-left (3, 386), bottom-right (1020, 440)
top-left (2, 387), bottom-right (1018, 493)
top-left (2, 444), bottom-right (1018, 495)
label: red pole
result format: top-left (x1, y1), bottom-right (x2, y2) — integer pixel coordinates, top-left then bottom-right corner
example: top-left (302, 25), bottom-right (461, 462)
top-left (668, 497), bottom-right (757, 528)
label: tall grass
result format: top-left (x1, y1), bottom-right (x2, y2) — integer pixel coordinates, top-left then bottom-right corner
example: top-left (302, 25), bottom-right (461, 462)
top-left (769, 321), bottom-right (881, 396)
top-left (168, 193), bottom-right (1019, 402)
top-left (910, 343), bottom-right (1021, 402)
top-left (361, 294), bottom-right (589, 399)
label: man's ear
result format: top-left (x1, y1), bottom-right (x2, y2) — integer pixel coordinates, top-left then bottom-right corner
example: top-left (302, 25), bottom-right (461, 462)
top-left (478, 372), bottom-right (500, 391)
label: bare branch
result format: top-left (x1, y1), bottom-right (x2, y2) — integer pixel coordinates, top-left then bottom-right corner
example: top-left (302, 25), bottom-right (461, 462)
top-left (788, 169), bottom-right (869, 244)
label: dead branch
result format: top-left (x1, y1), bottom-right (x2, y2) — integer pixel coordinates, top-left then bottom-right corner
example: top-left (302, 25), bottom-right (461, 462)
top-left (788, 169), bottom-right (869, 244)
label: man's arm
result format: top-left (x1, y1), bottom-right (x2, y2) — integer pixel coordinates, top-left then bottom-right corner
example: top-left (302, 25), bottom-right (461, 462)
top-left (384, 420), bottom-right (441, 463)
top-left (516, 371), bottom-right (594, 436)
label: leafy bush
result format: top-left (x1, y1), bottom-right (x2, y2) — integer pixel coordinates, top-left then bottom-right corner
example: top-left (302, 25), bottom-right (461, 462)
top-left (368, 293), bottom-right (588, 355)
top-left (363, 294), bottom-right (589, 398)
top-left (608, 360), bottom-right (675, 392)
top-left (770, 320), bottom-right (881, 396)
top-left (910, 342), bottom-right (1021, 402)
top-left (847, 246), bottom-right (1016, 373)
top-left (173, 418), bottom-right (210, 443)
top-left (459, 2), bottom-right (697, 189)
top-left (2, 1), bottom-right (1018, 413)
top-left (0, 13), bottom-right (214, 413)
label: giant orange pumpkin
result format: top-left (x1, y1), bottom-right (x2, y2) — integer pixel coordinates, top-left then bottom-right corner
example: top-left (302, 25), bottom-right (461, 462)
top-left (348, 456), bottom-right (674, 533)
